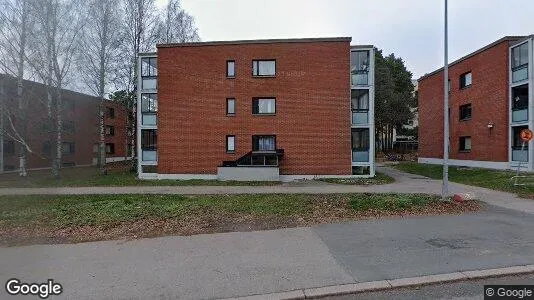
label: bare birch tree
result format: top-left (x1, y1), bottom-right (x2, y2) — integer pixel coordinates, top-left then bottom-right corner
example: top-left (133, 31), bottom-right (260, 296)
top-left (160, 0), bottom-right (200, 44)
top-left (78, 0), bottom-right (122, 174)
top-left (0, 0), bottom-right (32, 176)
top-left (28, 0), bottom-right (85, 178)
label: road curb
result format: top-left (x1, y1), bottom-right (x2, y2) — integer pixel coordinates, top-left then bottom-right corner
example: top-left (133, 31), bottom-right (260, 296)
top-left (222, 264), bottom-right (534, 300)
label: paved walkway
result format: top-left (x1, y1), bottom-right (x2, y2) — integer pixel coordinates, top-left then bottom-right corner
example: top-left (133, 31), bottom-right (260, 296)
top-left (1, 204), bottom-right (533, 299)
top-left (2, 166), bottom-right (534, 214)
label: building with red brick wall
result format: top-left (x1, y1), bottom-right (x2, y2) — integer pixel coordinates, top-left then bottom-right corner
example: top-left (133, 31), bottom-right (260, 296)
top-left (137, 38), bottom-right (376, 181)
top-left (0, 74), bottom-right (130, 172)
top-left (418, 36), bottom-right (533, 170)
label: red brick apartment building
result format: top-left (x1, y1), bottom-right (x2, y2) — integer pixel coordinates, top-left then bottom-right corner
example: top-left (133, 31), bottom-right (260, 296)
top-left (0, 74), bottom-right (130, 172)
top-left (418, 36), bottom-right (534, 170)
top-left (137, 37), bottom-right (376, 181)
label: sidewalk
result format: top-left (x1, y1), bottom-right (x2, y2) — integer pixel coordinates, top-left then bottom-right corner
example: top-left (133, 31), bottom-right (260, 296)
top-left (1, 204), bottom-right (533, 299)
top-left (2, 166), bottom-right (533, 214)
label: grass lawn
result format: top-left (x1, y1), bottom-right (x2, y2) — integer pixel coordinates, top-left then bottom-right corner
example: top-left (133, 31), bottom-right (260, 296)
top-left (0, 167), bottom-right (395, 188)
top-left (0, 193), bottom-right (480, 246)
top-left (394, 162), bottom-right (534, 198)
top-left (0, 167), bottom-right (280, 187)
top-left (318, 172), bottom-right (394, 185)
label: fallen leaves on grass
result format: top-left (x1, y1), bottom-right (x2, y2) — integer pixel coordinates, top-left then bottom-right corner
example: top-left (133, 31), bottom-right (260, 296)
top-left (0, 195), bottom-right (481, 247)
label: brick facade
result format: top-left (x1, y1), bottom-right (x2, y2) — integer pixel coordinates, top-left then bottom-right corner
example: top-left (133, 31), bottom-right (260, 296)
top-left (156, 40), bottom-right (352, 175)
top-left (0, 74), bottom-right (129, 171)
top-left (419, 38), bottom-right (519, 163)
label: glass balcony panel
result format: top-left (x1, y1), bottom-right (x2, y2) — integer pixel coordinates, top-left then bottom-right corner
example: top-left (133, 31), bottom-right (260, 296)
top-left (352, 111), bottom-right (369, 124)
top-left (352, 150), bottom-right (369, 162)
top-left (512, 66), bottom-right (528, 83)
top-left (142, 78), bottom-right (157, 90)
top-left (142, 150), bottom-right (157, 161)
top-left (142, 114), bottom-right (157, 125)
top-left (512, 109), bottom-right (528, 122)
top-left (512, 149), bottom-right (528, 162)
top-left (351, 73), bottom-right (368, 86)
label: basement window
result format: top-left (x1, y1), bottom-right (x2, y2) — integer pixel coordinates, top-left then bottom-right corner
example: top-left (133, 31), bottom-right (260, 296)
top-left (459, 136), bottom-right (471, 152)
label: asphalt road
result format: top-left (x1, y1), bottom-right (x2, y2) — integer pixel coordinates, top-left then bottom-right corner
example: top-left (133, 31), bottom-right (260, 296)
top-left (322, 274), bottom-right (534, 300)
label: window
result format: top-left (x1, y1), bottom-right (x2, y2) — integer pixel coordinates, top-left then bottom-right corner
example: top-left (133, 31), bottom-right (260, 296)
top-left (512, 126), bottom-right (529, 161)
top-left (227, 98), bottom-right (235, 115)
top-left (64, 100), bottom-right (75, 112)
top-left (352, 166), bottom-right (370, 175)
top-left (141, 57), bottom-right (157, 90)
top-left (350, 50), bottom-right (370, 85)
top-left (3, 140), bottom-right (15, 155)
top-left (141, 129), bottom-right (157, 150)
top-left (41, 121), bottom-right (53, 133)
top-left (226, 135), bottom-right (235, 153)
top-left (105, 125), bottom-right (115, 136)
top-left (105, 143), bottom-right (115, 154)
top-left (42, 141), bottom-right (51, 156)
top-left (62, 142), bottom-right (75, 155)
top-left (252, 98), bottom-right (276, 115)
top-left (512, 42), bottom-right (529, 69)
top-left (459, 72), bottom-right (472, 89)
top-left (459, 136), bottom-right (471, 152)
top-left (252, 135), bottom-right (276, 152)
top-left (64, 120), bottom-right (75, 133)
top-left (459, 104), bottom-right (472, 121)
top-left (351, 90), bottom-right (369, 124)
top-left (141, 93), bottom-right (157, 125)
top-left (351, 128), bottom-right (370, 162)
top-left (227, 60), bottom-right (235, 77)
top-left (448, 79), bottom-right (451, 93)
top-left (512, 84), bottom-right (528, 122)
top-left (106, 107), bottom-right (115, 119)
top-left (141, 129), bottom-right (157, 161)
top-left (252, 60), bottom-right (276, 76)
top-left (351, 129), bottom-right (370, 150)
top-left (512, 43), bottom-right (529, 83)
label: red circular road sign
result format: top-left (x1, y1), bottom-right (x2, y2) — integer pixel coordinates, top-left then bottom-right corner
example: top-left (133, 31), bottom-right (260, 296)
top-left (520, 129), bottom-right (533, 142)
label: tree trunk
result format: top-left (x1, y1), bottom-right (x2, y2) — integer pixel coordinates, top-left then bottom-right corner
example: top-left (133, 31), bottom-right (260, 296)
top-left (17, 0), bottom-right (29, 177)
top-left (98, 102), bottom-right (106, 174)
top-left (52, 85), bottom-right (62, 179)
top-left (0, 78), bottom-right (4, 173)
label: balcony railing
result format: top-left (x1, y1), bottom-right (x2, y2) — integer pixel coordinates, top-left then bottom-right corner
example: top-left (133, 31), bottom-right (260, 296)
top-left (512, 108), bottom-right (528, 122)
top-left (512, 148), bottom-right (528, 162)
top-left (352, 110), bottom-right (369, 124)
top-left (512, 65), bottom-right (528, 83)
top-left (142, 114), bottom-right (157, 126)
top-left (351, 72), bottom-right (369, 86)
top-left (142, 150), bottom-right (157, 162)
top-left (352, 150), bottom-right (369, 162)
top-left (141, 77), bottom-right (157, 90)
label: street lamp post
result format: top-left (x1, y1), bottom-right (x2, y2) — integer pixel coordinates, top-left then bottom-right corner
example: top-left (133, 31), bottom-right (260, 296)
top-left (442, 0), bottom-right (450, 199)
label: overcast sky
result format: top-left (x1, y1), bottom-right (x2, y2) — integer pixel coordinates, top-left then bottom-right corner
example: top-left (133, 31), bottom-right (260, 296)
top-left (158, 0), bottom-right (534, 79)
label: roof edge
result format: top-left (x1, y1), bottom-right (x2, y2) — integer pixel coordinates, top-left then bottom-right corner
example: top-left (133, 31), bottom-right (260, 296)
top-left (157, 37), bottom-right (352, 48)
top-left (418, 36), bottom-right (528, 81)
